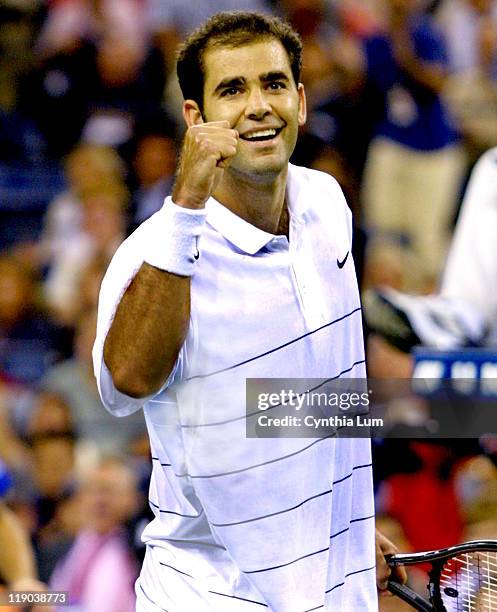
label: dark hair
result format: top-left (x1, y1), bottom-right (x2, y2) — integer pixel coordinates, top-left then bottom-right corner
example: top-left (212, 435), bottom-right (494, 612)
top-left (176, 12), bottom-right (303, 111)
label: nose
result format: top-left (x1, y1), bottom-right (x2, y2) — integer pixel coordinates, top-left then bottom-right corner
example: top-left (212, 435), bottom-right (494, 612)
top-left (245, 86), bottom-right (271, 120)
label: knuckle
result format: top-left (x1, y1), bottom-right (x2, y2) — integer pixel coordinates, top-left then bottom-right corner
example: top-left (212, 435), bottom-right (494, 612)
top-left (198, 139), bottom-right (211, 153)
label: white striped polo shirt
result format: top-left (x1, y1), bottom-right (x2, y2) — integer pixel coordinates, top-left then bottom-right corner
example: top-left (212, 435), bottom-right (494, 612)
top-left (93, 163), bottom-right (378, 611)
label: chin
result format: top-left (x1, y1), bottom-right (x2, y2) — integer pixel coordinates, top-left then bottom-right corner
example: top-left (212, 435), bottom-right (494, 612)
top-left (232, 157), bottom-right (287, 181)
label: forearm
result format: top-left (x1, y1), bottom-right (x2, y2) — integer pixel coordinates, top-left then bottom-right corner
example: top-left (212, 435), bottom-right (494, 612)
top-left (102, 120), bottom-right (238, 399)
top-left (398, 56), bottom-right (445, 94)
top-left (103, 262), bottom-right (191, 398)
top-left (0, 504), bottom-right (37, 585)
top-left (391, 26), bottom-right (446, 94)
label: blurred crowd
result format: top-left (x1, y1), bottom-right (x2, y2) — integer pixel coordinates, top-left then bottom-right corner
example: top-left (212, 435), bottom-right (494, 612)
top-left (1, 0), bottom-right (497, 609)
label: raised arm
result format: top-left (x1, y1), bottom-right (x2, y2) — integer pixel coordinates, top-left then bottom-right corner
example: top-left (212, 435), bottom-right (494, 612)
top-left (0, 502), bottom-right (43, 591)
top-left (102, 118), bottom-right (238, 398)
top-left (389, 9), bottom-right (447, 94)
top-left (103, 264), bottom-right (190, 398)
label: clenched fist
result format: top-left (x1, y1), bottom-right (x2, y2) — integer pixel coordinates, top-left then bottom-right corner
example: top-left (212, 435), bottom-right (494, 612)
top-left (173, 120), bottom-right (239, 209)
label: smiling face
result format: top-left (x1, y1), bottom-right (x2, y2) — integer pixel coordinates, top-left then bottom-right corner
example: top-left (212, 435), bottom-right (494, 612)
top-left (195, 38), bottom-right (306, 182)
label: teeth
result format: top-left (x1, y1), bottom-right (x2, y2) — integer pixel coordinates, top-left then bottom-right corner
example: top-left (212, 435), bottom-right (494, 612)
top-left (244, 129), bottom-right (277, 140)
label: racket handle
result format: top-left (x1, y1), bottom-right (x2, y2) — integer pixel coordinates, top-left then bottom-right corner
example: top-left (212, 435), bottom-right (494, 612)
top-left (387, 580), bottom-right (432, 612)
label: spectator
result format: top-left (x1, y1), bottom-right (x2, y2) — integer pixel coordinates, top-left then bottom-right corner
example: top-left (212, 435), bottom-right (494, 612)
top-left (128, 116), bottom-right (177, 228)
top-left (298, 34), bottom-right (336, 113)
top-left (0, 459), bottom-right (47, 595)
top-left (20, 42), bottom-right (96, 157)
top-left (39, 143), bottom-right (126, 271)
top-left (279, 0), bottom-right (336, 40)
top-left (35, 0), bottom-right (148, 61)
top-left (24, 4), bottom-right (164, 156)
top-left (379, 442), bottom-right (466, 551)
top-left (41, 310), bottom-right (146, 455)
top-left (0, 390), bottom-right (75, 516)
top-left (24, 391), bottom-right (75, 443)
top-left (0, 1), bottom-right (41, 113)
top-left (335, 0), bottom-right (385, 38)
top-left (360, 0), bottom-right (466, 292)
top-left (78, 33), bottom-right (166, 150)
top-left (436, 0), bottom-right (497, 74)
top-left (146, 0), bottom-right (273, 73)
top-left (443, 11), bottom-right (497, 165)
top-left (0, 255), bottom-right (62, 384)
top-left (43, 185), bottom-right (128, 325)
top-left (50, 457), bottom-right (140, 612)
top-left (73, 255), bottom-right (109, 319)
top-left (298, 30), bottom-right (384, 213)
top-left (457, 454), bottom-right (497, 532)
top-left (28, 430), bottom-right (78, 584)
top-left (365, 145), bottom-right (497, 358)
top-left (29, 431), bottom-right (76, 526)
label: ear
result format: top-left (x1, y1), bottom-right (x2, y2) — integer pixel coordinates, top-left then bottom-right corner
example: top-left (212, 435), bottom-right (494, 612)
top-left (297, 83), bottom-right (307, 127)
top-left (182, 100), bottom-right (204, 128)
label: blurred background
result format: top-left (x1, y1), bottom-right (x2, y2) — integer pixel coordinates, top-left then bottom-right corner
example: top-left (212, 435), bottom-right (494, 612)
top-left (0, 0), bottom-right (497, 610)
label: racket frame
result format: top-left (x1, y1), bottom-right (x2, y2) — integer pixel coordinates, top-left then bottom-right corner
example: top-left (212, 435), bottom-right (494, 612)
top-left (387, 540), bottom-right (497, 612)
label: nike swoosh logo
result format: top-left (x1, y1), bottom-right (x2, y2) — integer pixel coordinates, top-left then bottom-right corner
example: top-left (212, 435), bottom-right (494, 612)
top-left (193, 249), bottom-right (200, 261)
top-left (337, 251), bottom-right (349, 269)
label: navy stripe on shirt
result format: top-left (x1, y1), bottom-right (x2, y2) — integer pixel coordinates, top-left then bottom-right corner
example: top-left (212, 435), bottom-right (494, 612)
top-left (138, 582), bottom-right (169, 611)
top-left (148, 499), bottom-right (203, 519)
top-left (158, 561), bottom-right (269, 607)
top-left (181, 358), bottom-right (366, 429)
top-left (151, 435), bottom-right (335, 480)
top-left (330, 513), bottom-right (375, 541)
top-left (208, 591), bottom-right (268, 607)
top-left (152, 521), bottom-right (374, 609)
top-left (210, 464), bottom-right (372, 527)
top-left (325, 564), bottom-right (376, 595)
top-left (301, 565), bottom-right (376, 612)
top-left (149, 464), bottom-right (372, 521)
top-left (186, 306), bottom-right (362, 381)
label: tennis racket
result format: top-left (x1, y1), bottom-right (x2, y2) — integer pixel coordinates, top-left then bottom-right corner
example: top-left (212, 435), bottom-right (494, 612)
top-left (387, 540), bottom-right (497, 611)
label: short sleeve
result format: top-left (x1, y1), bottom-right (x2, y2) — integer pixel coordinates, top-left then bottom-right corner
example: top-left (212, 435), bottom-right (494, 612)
top-left (92, 216), bottom-right (183, 416)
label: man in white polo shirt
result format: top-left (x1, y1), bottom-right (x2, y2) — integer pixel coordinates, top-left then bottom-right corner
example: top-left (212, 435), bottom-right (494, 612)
top-left (93, 12), bottom-right (400, 611)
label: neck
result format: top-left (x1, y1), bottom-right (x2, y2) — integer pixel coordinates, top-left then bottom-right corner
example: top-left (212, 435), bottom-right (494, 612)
top-left (212, 166), bottom-right (289, 236)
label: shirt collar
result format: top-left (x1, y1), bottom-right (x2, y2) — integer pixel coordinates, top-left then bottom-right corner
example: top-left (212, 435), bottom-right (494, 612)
top-left (205, 198), bottom-right (274, 254)
top-left (205, 164), bottom-right (310, 254)
top-left (286, 162), bottom-right (310, 220)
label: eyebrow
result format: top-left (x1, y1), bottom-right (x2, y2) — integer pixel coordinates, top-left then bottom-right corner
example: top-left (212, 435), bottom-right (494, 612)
top-left (213, 71), bottom-right (291, 95)
top-left (260, 71), bottom-right (290, 84)
top-left (214, 77), bottom-right (246, 96)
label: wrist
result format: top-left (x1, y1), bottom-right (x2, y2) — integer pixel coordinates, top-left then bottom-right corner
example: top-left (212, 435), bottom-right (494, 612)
top-left (144, 197), bottom-right (208, 276)
top-left (172, 185), bottom-right (208, 210)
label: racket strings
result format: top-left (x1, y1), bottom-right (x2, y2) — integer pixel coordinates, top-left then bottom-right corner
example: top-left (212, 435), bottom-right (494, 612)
top-left (440, 552), bottom-right (497, 611)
